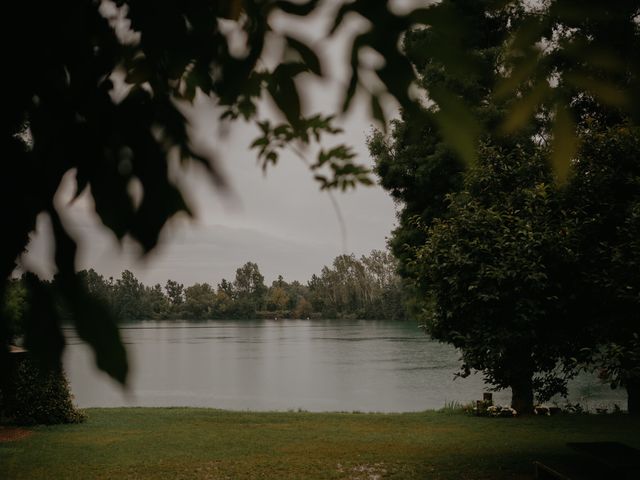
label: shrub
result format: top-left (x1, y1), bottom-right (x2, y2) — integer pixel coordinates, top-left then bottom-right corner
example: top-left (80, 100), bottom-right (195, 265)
top-left (1, 354), bottom-right (85, 425)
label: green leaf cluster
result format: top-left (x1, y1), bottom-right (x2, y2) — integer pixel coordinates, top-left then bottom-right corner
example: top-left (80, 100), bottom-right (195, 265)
top-left (413, 144), bottom-right (577, 404)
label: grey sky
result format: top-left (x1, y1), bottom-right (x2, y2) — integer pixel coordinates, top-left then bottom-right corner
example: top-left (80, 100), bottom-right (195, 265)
top-left (20, 4), bottom-right (400, 287)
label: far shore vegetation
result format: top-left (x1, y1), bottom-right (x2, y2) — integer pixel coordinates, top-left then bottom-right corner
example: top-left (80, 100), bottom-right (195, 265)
top-left (5, 250), bottom-right (409, 326)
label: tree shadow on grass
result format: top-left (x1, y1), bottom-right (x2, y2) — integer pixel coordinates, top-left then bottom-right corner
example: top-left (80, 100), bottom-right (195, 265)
top-left (408, 448), bottom-right (592, 480)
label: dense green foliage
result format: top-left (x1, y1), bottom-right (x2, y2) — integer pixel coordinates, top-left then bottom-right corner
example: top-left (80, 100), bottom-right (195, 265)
top-left (3, 408), bottom-right (640, 479)
top-left (565, 124), bottom-right (640, 412)
top-left (0, 355), bottom-right (84, 426)
top-left (368, 0), bottom-right (534, 285)
top-left (371, 1), bottom-right (546, 411)
top-left (6, 250), bottom-right (407, 326)
top-left (413, 145), bottom-right (577, 412)
top-left (394, 0), bottom-right (640, 176)
top-left (371, 0), bottom-right (640, 413)
top-left (380, 123), bottom-right (640, 414)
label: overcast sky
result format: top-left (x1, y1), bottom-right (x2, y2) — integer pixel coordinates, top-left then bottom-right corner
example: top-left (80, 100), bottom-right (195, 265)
top-left (20, 4), bottom-right (400, 287)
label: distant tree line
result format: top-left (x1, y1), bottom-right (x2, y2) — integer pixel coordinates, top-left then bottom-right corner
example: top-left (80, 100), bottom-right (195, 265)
top-left (3, 250), bottom-right (409, 330)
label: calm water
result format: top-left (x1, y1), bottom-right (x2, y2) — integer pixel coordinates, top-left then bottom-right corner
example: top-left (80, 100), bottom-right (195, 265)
top-left (63, 319), bottom-right (625, 412)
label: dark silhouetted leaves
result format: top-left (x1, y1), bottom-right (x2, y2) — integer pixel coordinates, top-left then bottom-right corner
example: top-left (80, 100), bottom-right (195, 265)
top-left (49, 210), bottom-right (128, 384)
top-left (267, 63), bottom-right (304, 126)
top-left (23, 274), bottom-right (65, 371)
top-left (313, 145), bottom-right (371, 191)
top-left (370, 94), bottom-right (386, 130)
top-left (286, 36), bottom-right (322, 76)
top-left (274, 0), bottom-right (320, 17)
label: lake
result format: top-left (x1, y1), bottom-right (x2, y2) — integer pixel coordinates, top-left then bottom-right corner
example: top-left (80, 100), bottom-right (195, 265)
top-left (63, 319), bottom-right (625, 412)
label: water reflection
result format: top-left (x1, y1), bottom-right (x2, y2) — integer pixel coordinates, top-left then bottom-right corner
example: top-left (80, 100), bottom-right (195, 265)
top-left (63, 319), bottom-right (625, 412)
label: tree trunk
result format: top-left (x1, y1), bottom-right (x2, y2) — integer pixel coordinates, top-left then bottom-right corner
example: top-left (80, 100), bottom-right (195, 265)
top-left (626, 380), bottom-right (640, 414)
top-left (511, 376), bottom-right (534, 414)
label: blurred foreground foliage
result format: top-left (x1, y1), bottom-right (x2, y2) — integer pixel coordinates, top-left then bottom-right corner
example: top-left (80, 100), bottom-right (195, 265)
top-left (2, 0), bottom-right (639, 385)
top-left (2, 0), bottom-right (419, 383)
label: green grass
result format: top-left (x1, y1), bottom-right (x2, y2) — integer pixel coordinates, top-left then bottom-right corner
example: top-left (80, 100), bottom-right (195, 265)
top-left (2, 408), bottom-right (639, 479)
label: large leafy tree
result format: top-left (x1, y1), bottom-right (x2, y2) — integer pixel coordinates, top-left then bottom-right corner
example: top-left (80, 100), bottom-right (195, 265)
top-left (413, 144), bottom-right (578, 412)
top-left (565, 124), bottom-right (640, 412)
top-left (373, 0), bottom-right (640, 412)
top-left (369, 0), bottom-right (531, 281)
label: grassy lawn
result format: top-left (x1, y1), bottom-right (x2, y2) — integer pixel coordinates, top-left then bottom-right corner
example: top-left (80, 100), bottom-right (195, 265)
top-left (2, 408), bottom-right (639, 479)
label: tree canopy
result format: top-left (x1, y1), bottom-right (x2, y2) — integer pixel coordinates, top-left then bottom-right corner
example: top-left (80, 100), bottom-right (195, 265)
top-left (412, 144), bottom-right (577, 412)
top-left (564, 123), bottom-right (640, 412)
top-left (370, 0), bottom-right (640, 412)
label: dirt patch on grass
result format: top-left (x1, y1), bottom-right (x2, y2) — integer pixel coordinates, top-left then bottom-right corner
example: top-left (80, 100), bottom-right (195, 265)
top-left (0, 426), bottom-right (32, 442)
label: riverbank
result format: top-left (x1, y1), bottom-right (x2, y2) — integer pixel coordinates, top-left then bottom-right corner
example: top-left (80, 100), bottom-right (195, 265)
top-left (2, 408), bottom-right (639, 479)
